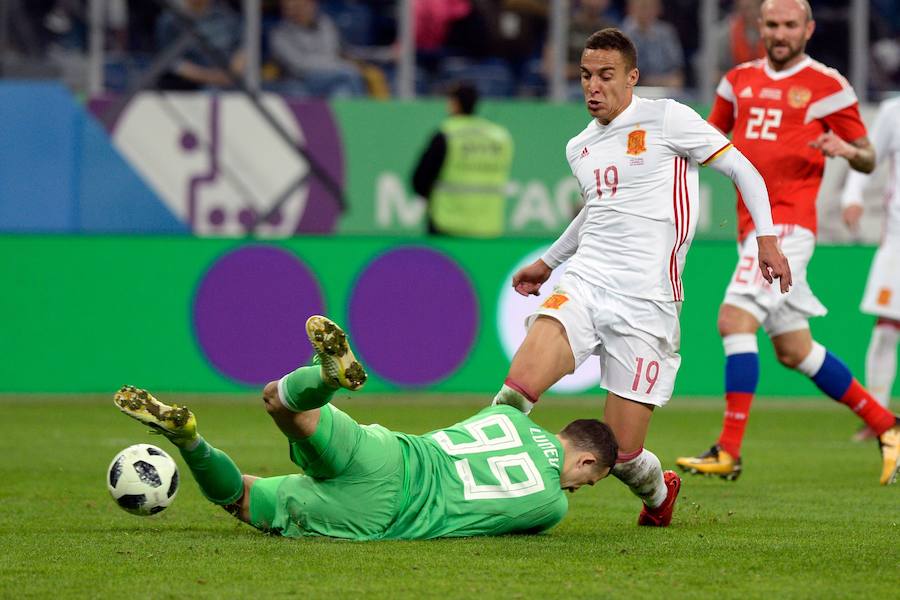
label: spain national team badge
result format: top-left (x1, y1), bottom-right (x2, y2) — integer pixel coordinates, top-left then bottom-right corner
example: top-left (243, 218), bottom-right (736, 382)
top-left (788, 86), bottom-right (812, 108)
top-left (626, 128), bottom-right (647, 156)
top-left (877, 288), bottom-right (892, 306)
top-left (541, 293), bottom-right (569, 310)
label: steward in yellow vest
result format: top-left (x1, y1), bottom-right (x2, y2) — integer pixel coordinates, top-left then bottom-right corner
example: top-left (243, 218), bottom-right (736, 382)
top-left (411, 82), bottom-right (514, 237)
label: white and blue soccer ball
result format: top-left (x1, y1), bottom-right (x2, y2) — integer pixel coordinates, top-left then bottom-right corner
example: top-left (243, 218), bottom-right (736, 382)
top-left (107, 444), bottom-right (179, 516)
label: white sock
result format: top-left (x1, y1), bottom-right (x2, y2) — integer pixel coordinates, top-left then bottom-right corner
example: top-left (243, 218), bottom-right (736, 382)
top-left (492, 384), bottom-right (535, 414)
top-left (611, 448), bottom-right (667, 508)
top-left (723, 333), bottom-right (758, 355)
top-left (866, 324), bottom-right (899, 408)
top-left (795, 341), bottom-right (827, 377)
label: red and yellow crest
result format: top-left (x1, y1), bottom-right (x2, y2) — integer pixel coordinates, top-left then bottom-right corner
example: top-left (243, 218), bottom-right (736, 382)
top-left (541, 293), bottom-right (570, 310)
top-left (877, 288), bottom-right (892, 306)
top-left (626, 128), bottom-right (647, 156)
top-left (788, 86), bottom-right (812, 108)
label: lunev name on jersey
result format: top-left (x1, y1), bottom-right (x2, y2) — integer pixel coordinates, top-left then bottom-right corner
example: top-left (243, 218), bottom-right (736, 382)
top-left (529, 427), bottom-right (561, 468)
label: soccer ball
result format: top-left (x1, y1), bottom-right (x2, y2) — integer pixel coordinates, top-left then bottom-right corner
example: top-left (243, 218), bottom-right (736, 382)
top-left (107, 444), bottom-right (179, 515)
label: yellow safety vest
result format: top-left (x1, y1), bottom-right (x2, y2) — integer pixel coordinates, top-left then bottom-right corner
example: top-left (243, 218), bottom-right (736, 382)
top-left (430, 115), bottom-right (513, 238)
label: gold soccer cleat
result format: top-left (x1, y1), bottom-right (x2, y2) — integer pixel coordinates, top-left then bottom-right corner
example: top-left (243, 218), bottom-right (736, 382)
top-left (675, 444), bottom-right (743, 481)
top-left (878, 423), bottom-right (899, 486)
top-left (305, 316), bottom-right (368, 391)
top-left (113, 385), bottom-right (198, 448)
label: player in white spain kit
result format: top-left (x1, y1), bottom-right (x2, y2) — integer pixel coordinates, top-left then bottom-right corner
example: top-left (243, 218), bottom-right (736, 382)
top-left (841, 96), bottom-right (900, 435)
top-left (492, 28), bottom-right (792, 527)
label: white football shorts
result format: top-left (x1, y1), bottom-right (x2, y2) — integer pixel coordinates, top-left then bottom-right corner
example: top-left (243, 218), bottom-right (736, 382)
top-left (723, 224), bottom-right (827, 336)
top-left (861, 240), bottom-right (900, 320)
top-left (525, 271), bottom-right (681, 407)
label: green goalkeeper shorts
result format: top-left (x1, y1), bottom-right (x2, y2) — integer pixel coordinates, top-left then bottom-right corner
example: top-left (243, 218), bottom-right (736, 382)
top-left (248, 404), bottom-right (407, 540)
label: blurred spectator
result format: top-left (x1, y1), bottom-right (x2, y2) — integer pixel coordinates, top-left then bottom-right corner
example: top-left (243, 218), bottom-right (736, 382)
top-left (870, 0), bottom-right (900, 93)
top-left (429, 1), bottom-right (534, 98)
top-left (1, 0), bottom-right (116, 91)
top-left (41, 0), bottom-right (88, 51)
top-left (3, 0), bottom-right (115, 56)
top-left (486, 0), bottom-right (548, 76)
top-left (439, 1), bottom-right (493, 59)
top-left (873, 0), bottom-right (899, 35)
top-left (568, 0), bottom-right (619, 63)
top-left (414, 0), bottom-right (491, 92)
top-left (705, 0), bottom-right (766, 81)
top-left (803, 1), bottom-right (850, 78)
top-left (543, 0), bottom-right (619, 97)
top-left (268, 0), bottom-right (366, 97)
top-left (4, 1), bottom-right (51, 59)
top-left (871, 37), bottom-right (900, 93)
top-left (415, 0), bottom-right (471, 54)
top-left (156, 0), bottom-right (245, 90)
top-left (621, 0), bottom-right (684, 89)
top-left (411, 81), bottom-right (513, 238)
top-left (4, 1), bottom-right (68, 58)
top-left (125, 1), bottom-right (165, 54)
top-left (657, 0), bottom-right (699, 89)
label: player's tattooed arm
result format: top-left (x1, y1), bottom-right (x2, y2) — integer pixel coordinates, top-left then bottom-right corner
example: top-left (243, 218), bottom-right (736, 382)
top-left (846, 137), bottom-right (876, 173)
top-left (808, 133), bottom-right (875, 173)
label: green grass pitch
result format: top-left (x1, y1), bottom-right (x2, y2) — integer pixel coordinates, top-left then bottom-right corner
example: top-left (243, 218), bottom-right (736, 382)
top-left (1, 393), bottom-right (896, 599)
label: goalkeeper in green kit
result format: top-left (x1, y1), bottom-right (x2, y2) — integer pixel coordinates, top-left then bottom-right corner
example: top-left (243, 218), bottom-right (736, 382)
top-left (114, 316), bottom-right (618, 540)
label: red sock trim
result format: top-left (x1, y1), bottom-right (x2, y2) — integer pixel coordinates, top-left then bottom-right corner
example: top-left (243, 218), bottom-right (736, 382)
top-left (875, 317), bottom-right (900, 330)
top-left (717, 391), bottom-right (754, 458)
top-left (616, 447), bottom-right (644, 464)
top-left (504, 377), bottom-right (539, 404)
top-left (839, 379), bottom-right (896, 436)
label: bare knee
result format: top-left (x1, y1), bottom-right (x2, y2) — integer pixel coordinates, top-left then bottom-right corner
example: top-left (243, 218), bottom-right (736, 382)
top-left (773, 345), bottom-right (804, 369)
top-left (772, 331), bottom-right (813, 369)
top-left (260, 381), bottom-right (319, 439)
top-left (262, 380), bottom-right (299, 431)
top-left (772, 338), bottom-right (810, 368)
top-left (718, 304), bottom-right (759, 337)
top-left (262, 380), bottom-right (282, 415)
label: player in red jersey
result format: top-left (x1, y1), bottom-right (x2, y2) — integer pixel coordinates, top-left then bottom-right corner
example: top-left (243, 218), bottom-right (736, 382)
top-left (676, 0), bottom-right (899, 485)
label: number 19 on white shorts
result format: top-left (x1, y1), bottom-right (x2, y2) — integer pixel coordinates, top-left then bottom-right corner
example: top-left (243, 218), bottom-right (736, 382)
top-left (528, 272), bottom-right (682, 407)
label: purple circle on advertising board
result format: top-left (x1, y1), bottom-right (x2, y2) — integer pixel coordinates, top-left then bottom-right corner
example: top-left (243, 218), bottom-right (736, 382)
top-left (193, 246), bottom-right (323, 386)
top-left (348, 247), bottom-right (478, 387)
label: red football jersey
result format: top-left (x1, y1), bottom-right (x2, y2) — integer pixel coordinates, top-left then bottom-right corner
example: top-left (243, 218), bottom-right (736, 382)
top-left (708, 57), bottom-right (868, 240)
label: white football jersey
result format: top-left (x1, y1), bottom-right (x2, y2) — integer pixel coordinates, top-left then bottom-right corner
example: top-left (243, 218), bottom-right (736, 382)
top-left (841, 96), bottom-right (900, 245)
top-left (555, 96), bottom-right (731, 302)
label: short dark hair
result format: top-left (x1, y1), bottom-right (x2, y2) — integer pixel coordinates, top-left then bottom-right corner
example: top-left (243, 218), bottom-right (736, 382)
top-left (584, 28), bottom-right (638, 72)
top-left (560, 419), bottom-right (618, 470)
top-left (449, 81), bottom-right (479, 115)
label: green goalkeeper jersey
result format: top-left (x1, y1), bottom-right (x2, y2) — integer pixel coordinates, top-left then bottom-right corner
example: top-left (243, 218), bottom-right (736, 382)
top-left (383, 404), bottom-right (568, 539)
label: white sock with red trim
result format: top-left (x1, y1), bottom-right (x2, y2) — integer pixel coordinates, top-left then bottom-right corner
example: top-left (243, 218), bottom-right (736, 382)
top-left (491, 378), bottom-right (538, 414)
top-left (611, 448), bottom-right (667, 509)
top-left (866, 323), bottom-right (899, 408)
